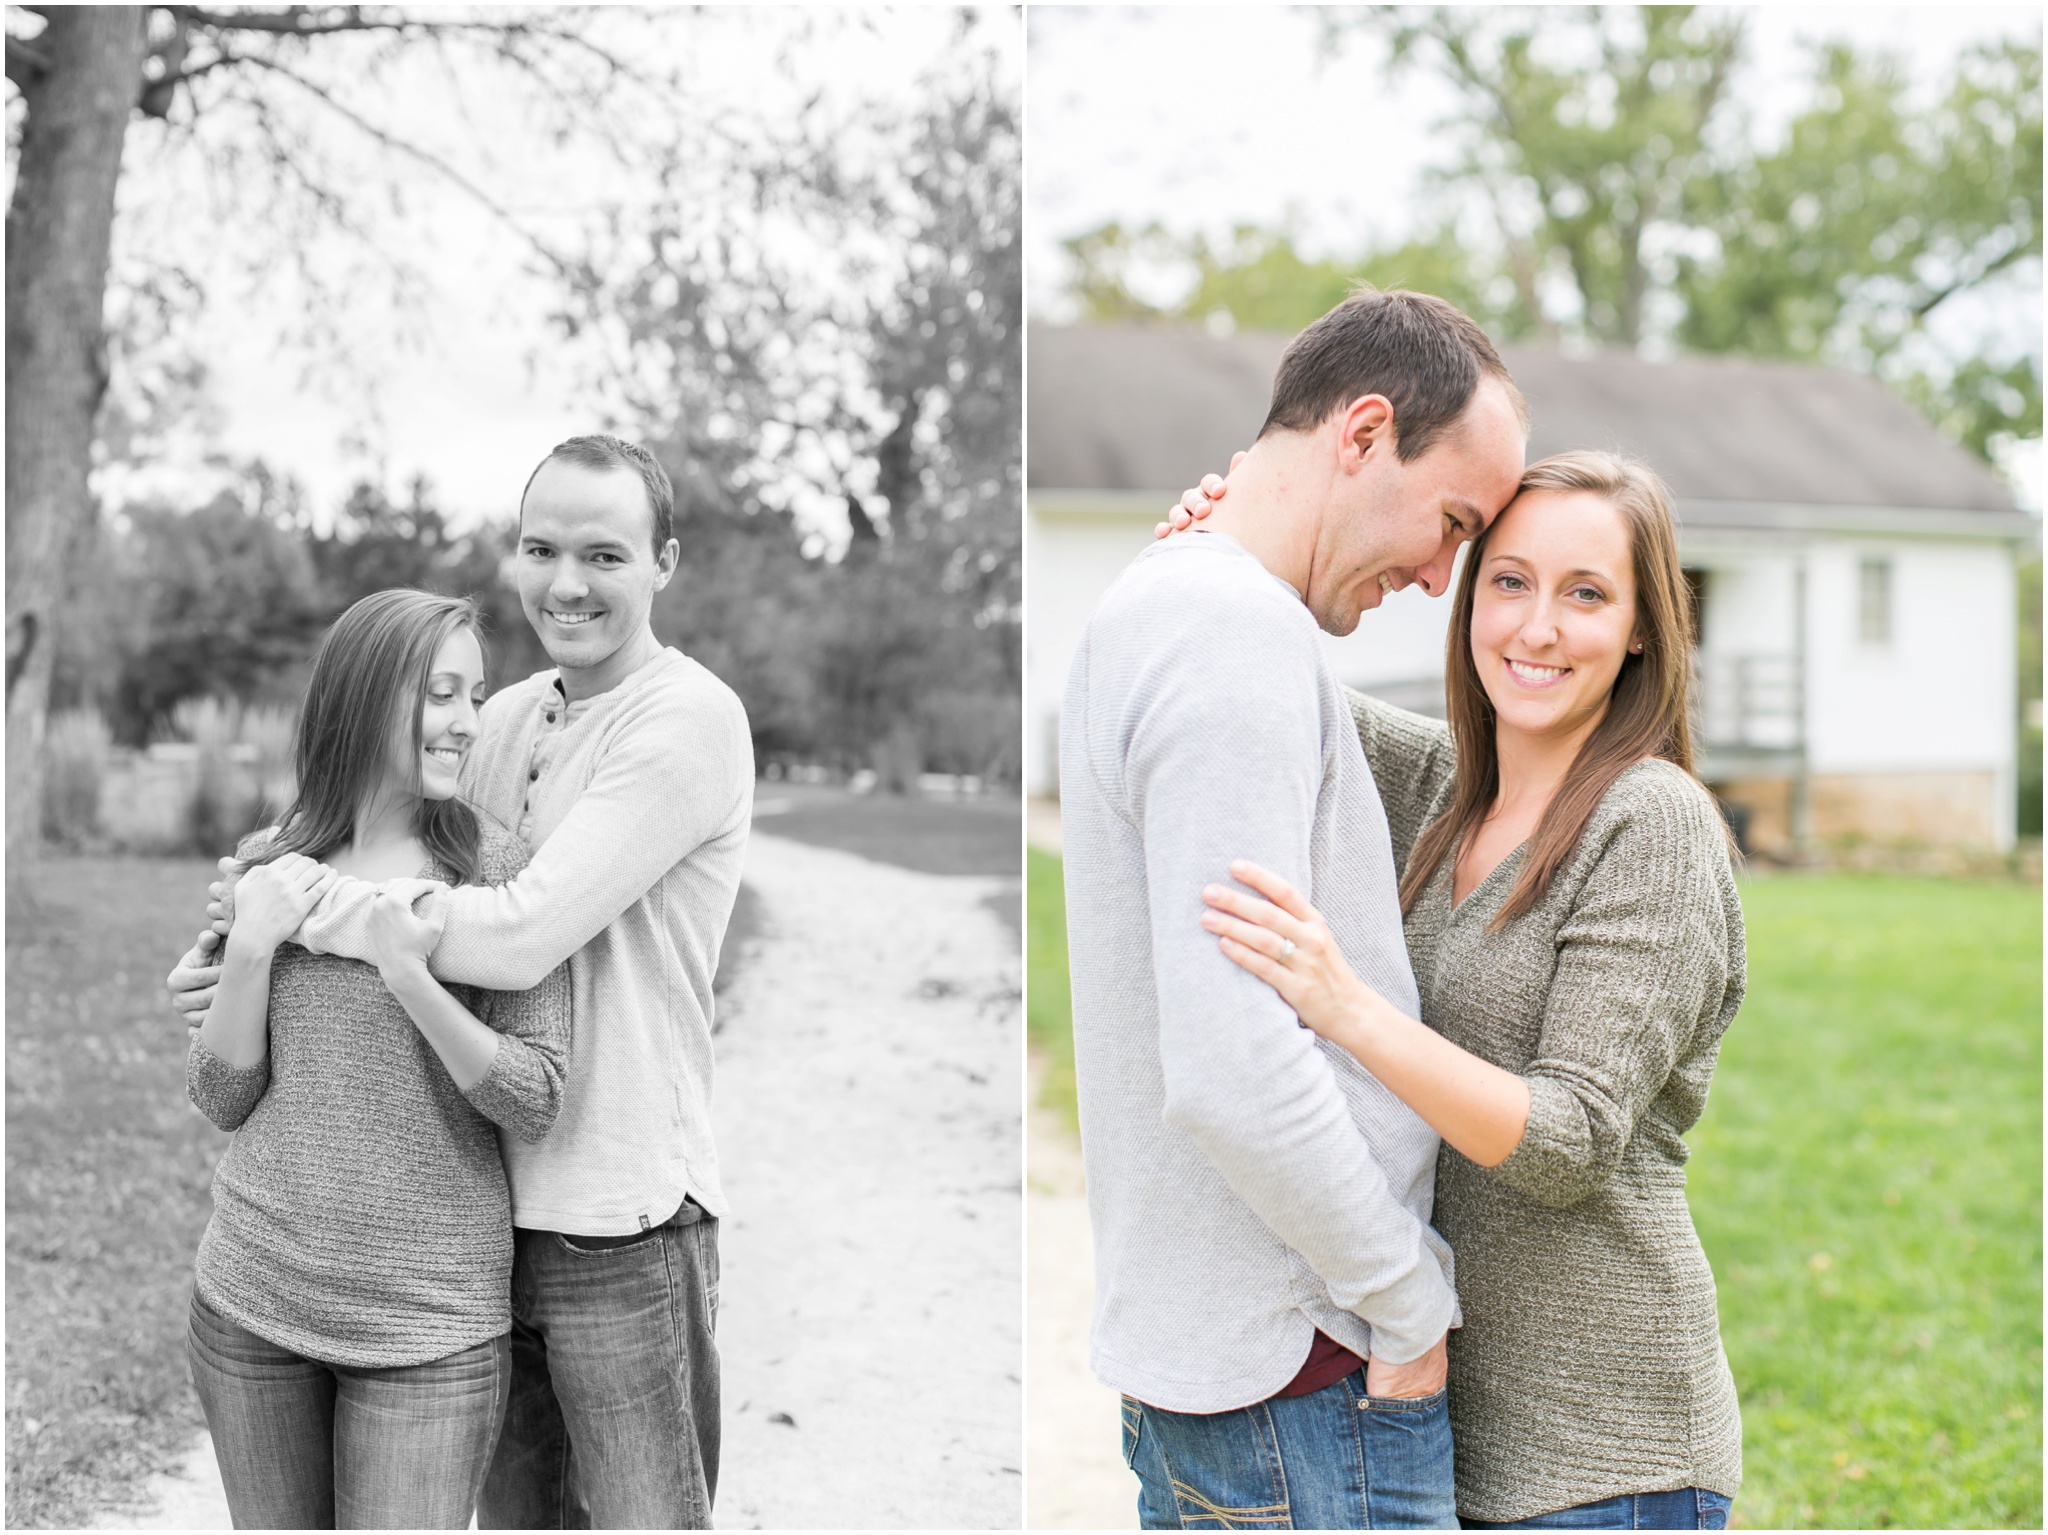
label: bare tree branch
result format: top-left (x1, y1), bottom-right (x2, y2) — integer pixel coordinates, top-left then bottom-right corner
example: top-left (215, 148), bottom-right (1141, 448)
top-left (230, 50), bottom-right (574, 276)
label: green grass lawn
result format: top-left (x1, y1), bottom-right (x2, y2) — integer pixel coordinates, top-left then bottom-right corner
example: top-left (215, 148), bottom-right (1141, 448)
top-left (1026, 857), bottom-right (2043, 1529)
top-left (1690, 875), bottom-right (2041, 1529)
top-left (1027, 847), bottom-right (1076, 1124)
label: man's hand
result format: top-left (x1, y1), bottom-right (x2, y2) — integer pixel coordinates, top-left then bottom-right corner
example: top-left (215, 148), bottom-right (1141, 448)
top-left (166, 931), bottom-right (224, 1026)
top-left (1366, 1333), bottom-right (1448, 1400)
top-left (205, 854), bottom-right (242, 936)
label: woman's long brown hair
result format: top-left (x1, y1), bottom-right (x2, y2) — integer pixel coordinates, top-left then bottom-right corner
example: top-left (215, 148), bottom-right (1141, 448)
top-left (1397, 450), bottom-right (1698, 929)
top-left (249, 588), bottom-right (484, 887)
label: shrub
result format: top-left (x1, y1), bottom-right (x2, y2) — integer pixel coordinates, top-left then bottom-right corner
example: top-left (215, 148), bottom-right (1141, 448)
top-left (41, 709), bottom-right (112, 848)
top-left (163, 698), bottom-right (265, 853)
top-left (239, 704), bottom-right (298, 825)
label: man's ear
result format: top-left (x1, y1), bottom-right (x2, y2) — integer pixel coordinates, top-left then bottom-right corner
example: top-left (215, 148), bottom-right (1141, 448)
top-left (1338, 394), bottom-right (1397, 469)
top-left (653, 537), bottom-right (680, 591)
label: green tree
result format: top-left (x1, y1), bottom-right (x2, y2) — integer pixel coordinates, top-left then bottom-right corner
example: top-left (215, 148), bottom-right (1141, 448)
top-left (1678, 40), bottom-right (2042, 459)
top-left (1064, 9), bottom-right (2042, 472)
top-left (1369, 4), bottom-right (1744, 348)
top-left (1061, 220), bottom-right (1514, 337)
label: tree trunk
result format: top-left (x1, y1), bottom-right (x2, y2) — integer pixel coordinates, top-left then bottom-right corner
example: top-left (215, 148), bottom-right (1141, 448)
top-left (5, 8), bottom-right (146, 877)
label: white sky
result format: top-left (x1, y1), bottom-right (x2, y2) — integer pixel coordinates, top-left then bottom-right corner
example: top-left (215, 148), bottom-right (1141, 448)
top-left (1027, 5), bottom-right (2046, 311)
top-left (1025, 4), bottom-right (2044, 505)
top-left (105, 6), bottom-right (1021, 532)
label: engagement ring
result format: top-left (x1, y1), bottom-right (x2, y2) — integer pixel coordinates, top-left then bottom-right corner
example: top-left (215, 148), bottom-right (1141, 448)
top-left (1280, 939), bottom-right (1296, 960)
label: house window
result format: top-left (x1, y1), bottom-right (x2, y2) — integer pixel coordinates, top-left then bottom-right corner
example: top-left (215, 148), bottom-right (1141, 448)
top-left (1858, 557), bottom-right (1892, 645)
top-left (1680, 568), bottom-right (1708, 647)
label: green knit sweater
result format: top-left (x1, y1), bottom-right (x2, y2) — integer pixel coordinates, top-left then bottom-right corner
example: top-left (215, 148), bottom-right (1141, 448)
top-left (1349, 690), bottom-right (1745, 1523)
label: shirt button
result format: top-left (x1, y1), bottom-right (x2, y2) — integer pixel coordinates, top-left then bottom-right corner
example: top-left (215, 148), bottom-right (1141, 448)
top-left (545, 712), bottom-right (556, 723)
top-left (530, 768), bottom-right (540, 781)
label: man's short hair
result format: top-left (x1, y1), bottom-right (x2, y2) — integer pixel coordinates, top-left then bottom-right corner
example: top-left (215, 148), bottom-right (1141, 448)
top-left (519, 434), bottom-right (675, 556)
top-left (1259, 287), bottom-right (1528, 461)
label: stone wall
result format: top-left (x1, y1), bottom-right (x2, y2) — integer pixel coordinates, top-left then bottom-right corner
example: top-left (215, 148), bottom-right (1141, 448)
top-left (1714, 770), bottom-right (2002, 861)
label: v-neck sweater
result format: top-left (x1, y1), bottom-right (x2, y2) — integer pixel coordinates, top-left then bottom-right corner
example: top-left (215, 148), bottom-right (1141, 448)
top-left (1348, 690), bottom-right (1746, 1522)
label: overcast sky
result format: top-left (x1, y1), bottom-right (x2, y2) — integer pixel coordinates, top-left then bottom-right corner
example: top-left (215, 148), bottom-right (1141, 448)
top-left (1027, 5), bottom-right (2045, 313)
top-left (106, 6), bottom-right (1019, 533)
top-left (1025, 4), bottom-right (2043, 504)
top-left (80, 6), bottom-right (2039, 521)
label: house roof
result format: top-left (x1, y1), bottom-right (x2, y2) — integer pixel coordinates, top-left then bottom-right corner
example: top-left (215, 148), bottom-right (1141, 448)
top-left (1028, 322), bottom-right (2025, 524)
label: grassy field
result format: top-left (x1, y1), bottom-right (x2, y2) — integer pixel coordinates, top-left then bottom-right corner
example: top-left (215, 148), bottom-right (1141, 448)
top-left (1027, 847), bottom-right (1076, 1124)
top-left (6, 857), bottom-right (225, 1527)
top-left (6, 789), bottom-right (1017, 1524)
top-left (1025, 856), bottom-right (2042, 1529)
top-left (1690, 875), bottom-right (2041, 1529)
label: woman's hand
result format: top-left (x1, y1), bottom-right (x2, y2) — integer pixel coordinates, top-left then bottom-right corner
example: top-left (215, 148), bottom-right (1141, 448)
top-left (230, 854), bottom-right (339, 954)
top-left (1199, 859), bottom-right (1387, 1051)
top-left (1153, 453), bottom-right (1245, 539)
top-left (364, 888), bottom-right (446, 981)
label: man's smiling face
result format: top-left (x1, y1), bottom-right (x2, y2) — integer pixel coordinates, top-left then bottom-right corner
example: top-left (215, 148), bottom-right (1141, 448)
top-left (517, 459), bottom-right (676, 673)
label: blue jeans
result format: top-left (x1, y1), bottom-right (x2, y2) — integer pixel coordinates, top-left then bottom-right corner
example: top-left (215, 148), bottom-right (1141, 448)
top-left (477, 1199), bottom-right (720, 1529)
top-left (1462, 1489), bottom-right (1733, 1530)
top-left (1123, 1369), bottom-right (1458, 1530)
top-left (186, 1290), bottom-right (508, 1529)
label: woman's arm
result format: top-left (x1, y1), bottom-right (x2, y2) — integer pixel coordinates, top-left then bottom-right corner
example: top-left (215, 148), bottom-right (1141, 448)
top-left (365, 892), bottom-right (498, 1090)
top-left (364, 890), bottom-right (569, 1143)
top-left (1201, 860), bottom-right (1529, 1166)
top-left (1204, 774), bottom-right (1739, 1200)
top-left (469, 959), bottom-right (572, 1144)
top-left (187, 853), bottom-right (338, 1130)
top-left (197, 945), bottom-right (276, 1070)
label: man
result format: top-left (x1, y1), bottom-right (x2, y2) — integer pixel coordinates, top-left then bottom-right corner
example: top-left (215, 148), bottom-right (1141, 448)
top-left (1060, 289), bottom-right (1527, 1530)
top-left (168, 434), bottom-right (752, 1529)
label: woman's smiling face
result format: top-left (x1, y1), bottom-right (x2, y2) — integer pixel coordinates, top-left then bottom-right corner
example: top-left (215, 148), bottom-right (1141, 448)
top-left (387, 624), bottom-right (484, 803)
top-left (1470, 488), bottom-right (1638, 747)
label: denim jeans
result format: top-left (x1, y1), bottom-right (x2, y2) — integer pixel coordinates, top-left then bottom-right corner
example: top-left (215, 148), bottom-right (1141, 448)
top-left (1122, 1368), bottom-right (1458, 1530)
top-left (186, 1290), bottom-right (508, 1529)
top-left (477, 1199), bottom-right (720, 1529)
top-left (1461, 1489), bottom-right (1733, 1530)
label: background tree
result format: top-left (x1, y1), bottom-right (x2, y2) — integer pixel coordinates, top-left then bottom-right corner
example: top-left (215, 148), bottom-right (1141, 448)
top-left (566, 13), bottom-right (1022, 784)
top-left (1062, 7), bottom-right (2042, 478)
top-left (4, 2), bottom-right (677, 878)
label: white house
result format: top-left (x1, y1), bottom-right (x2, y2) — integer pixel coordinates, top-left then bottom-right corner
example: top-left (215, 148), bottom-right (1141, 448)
top-left (1027, 323), bottom-right (2037, 853)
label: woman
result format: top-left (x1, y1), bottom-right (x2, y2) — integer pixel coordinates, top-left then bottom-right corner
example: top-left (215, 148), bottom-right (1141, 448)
top-left (1181, 451), bottom-right (1743, 1530)
top-left (186, 589), bottom-right (572, 1529)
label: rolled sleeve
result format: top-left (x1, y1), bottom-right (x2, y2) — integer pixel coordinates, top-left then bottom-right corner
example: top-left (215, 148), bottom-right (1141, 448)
top-left (187, 1035), bottom-right (269, 1131)
top-left (1490, 787), bottom-right (1730, 1208)
top-left (463, 958), bottom-right (573, 1144)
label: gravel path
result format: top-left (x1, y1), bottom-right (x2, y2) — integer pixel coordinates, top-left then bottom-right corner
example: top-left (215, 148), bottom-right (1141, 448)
top-left (96, 827), bottom-right (1021, 1532)
top-left (711, 830), bottom-right (1021, 1530)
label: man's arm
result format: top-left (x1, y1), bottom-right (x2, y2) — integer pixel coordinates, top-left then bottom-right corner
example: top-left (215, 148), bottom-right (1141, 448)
top-left (1127, 610), bottom-right (1456, 1366)
top-left (291, 686), bottom-right (750, 990)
